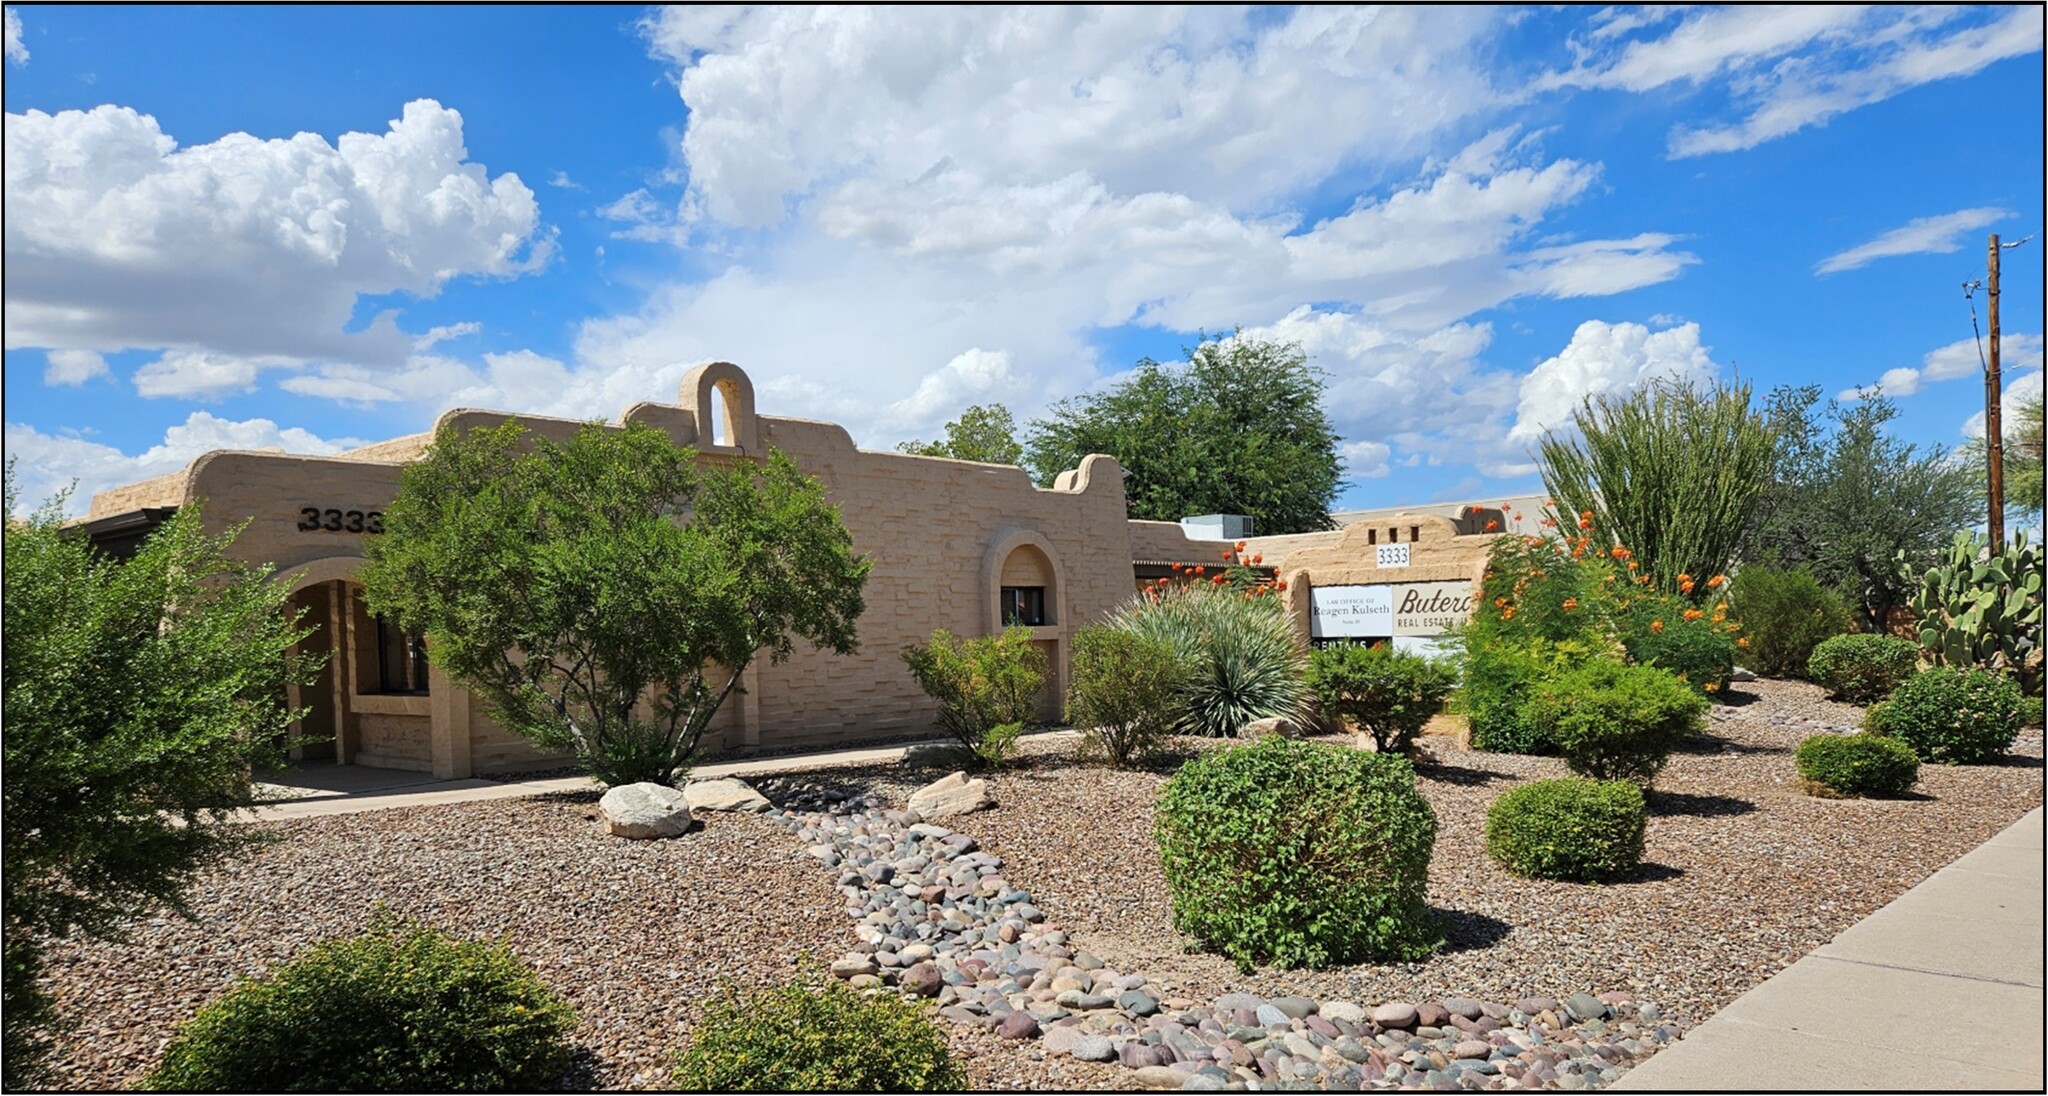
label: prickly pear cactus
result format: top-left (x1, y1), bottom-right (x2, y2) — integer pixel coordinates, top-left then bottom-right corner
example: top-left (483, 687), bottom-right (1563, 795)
top-left (1901, 532), bottom-right (2044, 688)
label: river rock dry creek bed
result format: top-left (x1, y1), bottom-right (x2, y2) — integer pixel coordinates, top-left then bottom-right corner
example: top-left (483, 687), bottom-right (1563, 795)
top-left (35, 678), bottom-right (2044, 1090)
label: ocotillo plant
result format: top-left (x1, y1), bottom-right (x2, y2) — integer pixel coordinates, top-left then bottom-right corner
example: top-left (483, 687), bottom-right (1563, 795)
top-left (1539, 379), bottom-right (1777, 599)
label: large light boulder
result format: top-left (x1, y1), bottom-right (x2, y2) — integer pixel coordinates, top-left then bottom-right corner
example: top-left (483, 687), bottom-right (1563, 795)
top-left (599, 782), bottom-right (696, 838)
top-left (683, 777), bottom-right (772, 813)
top-left (907, 771), bottom-right (994, 820)
top-left (1243, 716), bottom-right (1304, 739)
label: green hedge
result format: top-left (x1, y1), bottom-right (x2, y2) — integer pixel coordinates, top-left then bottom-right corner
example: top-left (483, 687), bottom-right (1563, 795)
top-left (1794, 733), bottom-right (1920, 797)
top-left (1484, 778), bottom-right (1646, 882)
top-left (1807, 633), bottom-right (1919, 705)
top-left (1865, 667), bottom-right (2023, 765)
top-left (672, 975), bottom-right (964, 1092)
top-left (1154, 736), bottom-right (1440, 971)
top-left (148, 912), bottom-right (577, 1092)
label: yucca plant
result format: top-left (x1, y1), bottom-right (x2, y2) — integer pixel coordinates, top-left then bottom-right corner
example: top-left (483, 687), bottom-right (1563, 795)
top-left (1540, 379), bottom-right (1777, 599)
top-left (1112, 582), bottom-right (1309, 737)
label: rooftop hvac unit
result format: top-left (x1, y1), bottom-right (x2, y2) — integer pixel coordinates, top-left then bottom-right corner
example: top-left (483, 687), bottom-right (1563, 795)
top-left (1180, 513), bottom-right (1254, 541)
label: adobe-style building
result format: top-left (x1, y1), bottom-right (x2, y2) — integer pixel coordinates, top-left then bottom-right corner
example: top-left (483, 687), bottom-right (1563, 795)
top-left (80, 362), bottom-right (1508, 778)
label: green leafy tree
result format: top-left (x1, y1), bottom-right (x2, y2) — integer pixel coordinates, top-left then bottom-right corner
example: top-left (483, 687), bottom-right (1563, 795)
top-left (1539, 378), bottom-right (1777, 598)
top-left (1962, 389), bottom-right (2046, 528)
top-left (1024, 336), bottom-right (1342, 534)
top-left (3, 470), bottom-right (318, 1088)
top-left (895, 403), bottom-right (1024, 465)
top-left (1743, 386), bottom-right (1981, 630)
top-left (359, 420), bottom-right (870, 788)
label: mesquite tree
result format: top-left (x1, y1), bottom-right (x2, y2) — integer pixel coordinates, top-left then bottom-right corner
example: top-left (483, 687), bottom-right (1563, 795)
top-left (360, 420), bottom-right (870, 787)
top-left (1539, 379), bottom-right (1777, 598)
top-left (4, 470), bottom-right (318, 1087)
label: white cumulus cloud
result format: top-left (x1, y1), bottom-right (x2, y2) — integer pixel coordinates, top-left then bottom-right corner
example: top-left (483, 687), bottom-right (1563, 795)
top-left (3, 99), bottom-right (548, 381)
top-left (43, 348), bottom-right (107, 386)
top-left (5, 412), bottom-right (363, 518)
top-left (1507, 320), bottom-right (1715, 444)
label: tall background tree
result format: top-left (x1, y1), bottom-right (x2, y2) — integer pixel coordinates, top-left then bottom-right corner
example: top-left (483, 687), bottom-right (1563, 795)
top-left (896, 404), bottom-right (1023, 465)
top-left (1024, 336), bottom-right (1342, 534)
top-left (1742, 385), bottom-right (1982, 630)
top-left (359, 421), bottom-right (870, 787)
top-left (3, 470), bottom-right (318, 1088)
top-left (1963, 389), bottom-right (2046, 529)
top-left (1539, 379), bottom-right (1778, 597)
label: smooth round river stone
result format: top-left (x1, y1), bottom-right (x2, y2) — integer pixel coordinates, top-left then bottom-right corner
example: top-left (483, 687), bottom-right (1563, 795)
top-left (1254, 1004), bottom-right (1291, 1028)
top-left (998, 1011), bottom-right (1040, 1040)
top-left (1071, 1035), bottom-right (1118, 1062)
top-left (1320, 1000), bottom-right (1369, 1025)
top-left (1269, 996), bottom-right (1318, 1020)
top-left (1372, 1002), bottom-right (1419, 1029)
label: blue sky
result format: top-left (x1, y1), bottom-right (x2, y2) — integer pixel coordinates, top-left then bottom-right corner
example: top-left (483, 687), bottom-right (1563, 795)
top-left (5, 6), bottom-right (2043, 516)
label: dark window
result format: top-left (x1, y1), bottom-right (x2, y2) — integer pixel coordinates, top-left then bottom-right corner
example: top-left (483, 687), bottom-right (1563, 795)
top-left (1000, 586), bottom-right (1047, 627)
top-left (1410, 524), bottom-right (1420, 542)
top-left (375, 616), bottom-right (431, 695)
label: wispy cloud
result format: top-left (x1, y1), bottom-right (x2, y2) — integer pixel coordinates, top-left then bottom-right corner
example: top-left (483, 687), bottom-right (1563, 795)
top-left (1816, 207), bottom-right (2008, 275)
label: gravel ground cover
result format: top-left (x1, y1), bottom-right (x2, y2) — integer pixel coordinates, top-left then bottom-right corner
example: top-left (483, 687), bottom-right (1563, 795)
top-left (32, 677), bottom-right (2042, 1091)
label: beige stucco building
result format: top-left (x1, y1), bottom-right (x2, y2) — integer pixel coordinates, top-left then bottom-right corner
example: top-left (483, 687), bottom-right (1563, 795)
top-left (82, 362), bottom-right (1508, 778)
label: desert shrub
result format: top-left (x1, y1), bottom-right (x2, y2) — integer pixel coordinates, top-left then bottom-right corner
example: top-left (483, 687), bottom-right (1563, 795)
top-left (672, 975), bottom-right (964, 1092)
top-left (1113, 582), bottom-right (1308, 738)
top-left (1868, 666), bottom-right (2024, 765)
top-left (1484, 778), bottom-right (1646, 882)
top-left (902, 627), bottom-right (1047, 768)
top-left (147, 912), bottom-right (576, 1092)
top-left (1525, 659), bottom-right (1707, 786)
top-left (1459, 639), bottom-right (1562, 754)
top-left (1067, 625), bottom-right (1187, 768)
top-left (1307, 643), bottom-right (1457, 753)
top-left (1618, 593), bottom-right (1738, 697)
top-left (1795, 733), bottom-right (1920, 798)
top-left (1153, 736), bottom-right (1440, 971)
top-left (1728, 565), bottom-right (1854, 678)
top-left (2023, 694), bottom-right (2046, 729)
top-left (1807, 633), bottom-right (1920, 704)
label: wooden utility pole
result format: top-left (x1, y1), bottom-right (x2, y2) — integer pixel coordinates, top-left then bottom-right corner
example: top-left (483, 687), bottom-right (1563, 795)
top-left (1987, 234), bottom-right (2006, 548)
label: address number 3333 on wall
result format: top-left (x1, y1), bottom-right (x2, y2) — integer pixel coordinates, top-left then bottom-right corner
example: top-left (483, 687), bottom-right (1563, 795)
top-left (297, 506), bottom-right (384, 533)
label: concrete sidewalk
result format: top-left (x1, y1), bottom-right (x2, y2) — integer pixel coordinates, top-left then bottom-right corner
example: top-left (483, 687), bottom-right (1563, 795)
top-left (248, 731), bottom-right (1083, 821)
top-left (1614, 806), bottom-right (2044, 1092)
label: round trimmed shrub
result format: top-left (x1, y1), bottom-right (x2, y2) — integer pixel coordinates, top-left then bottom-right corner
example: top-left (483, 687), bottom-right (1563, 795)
top-left (1484, 778), bottom-right (1646, 882)
top-left (673, 975), bottom-right (964, 1092)
top-left (1868, 667), bottom-right (2024, 764)
top-left (1154, 736), bottom-right (1440, 971)
top-left (1524, 658), bottom-right (1707, 787)
top-left (1807, 633), bottom-right (1919, 705)
top-left (1461, 639), bottom-right (1562, 755)
top-left (147, 912), bottom-right (576, 1092)
top-left (2021, 694), bottom-right (2045, 730)
top-left (1307, 641), bottom-right (1457, 754)
top-left (1795, 733), bottom-right (1920, 797)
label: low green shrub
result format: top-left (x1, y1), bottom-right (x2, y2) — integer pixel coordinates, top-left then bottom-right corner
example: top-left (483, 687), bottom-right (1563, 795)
top-left (2021, 694), bottom-right (2045, 729)
top-left (1113, 583), bottom-right (1308, 738)
top-left (1067, 625), bottom-right (1187, 768)
top-left (672, 975), bottom-right (964, 1092)
top-left (1484, 778), bottom-right (1646, 882)
top-left (901, 627), bottom-right (1047, 768)
top-left (1867, 667), bottom-right (2024, 765)
top-left (1459, 639), bottom-right (1567, 754)
top-left (1306, 642), bottom-right (1458, 753)
top-left (1728, 566), bottom-right (1854, 678)
top-left (1154, 736), bottom-right (1440, 971)
top-left (1794, 733), bottom-right (1920, 797)
top-left (1807, 633), bottom-right (1919, 705)
top-left (147, 911), bottom-right (576, 1092)
top-left (1526, 658), bottom-right (1707, 786)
